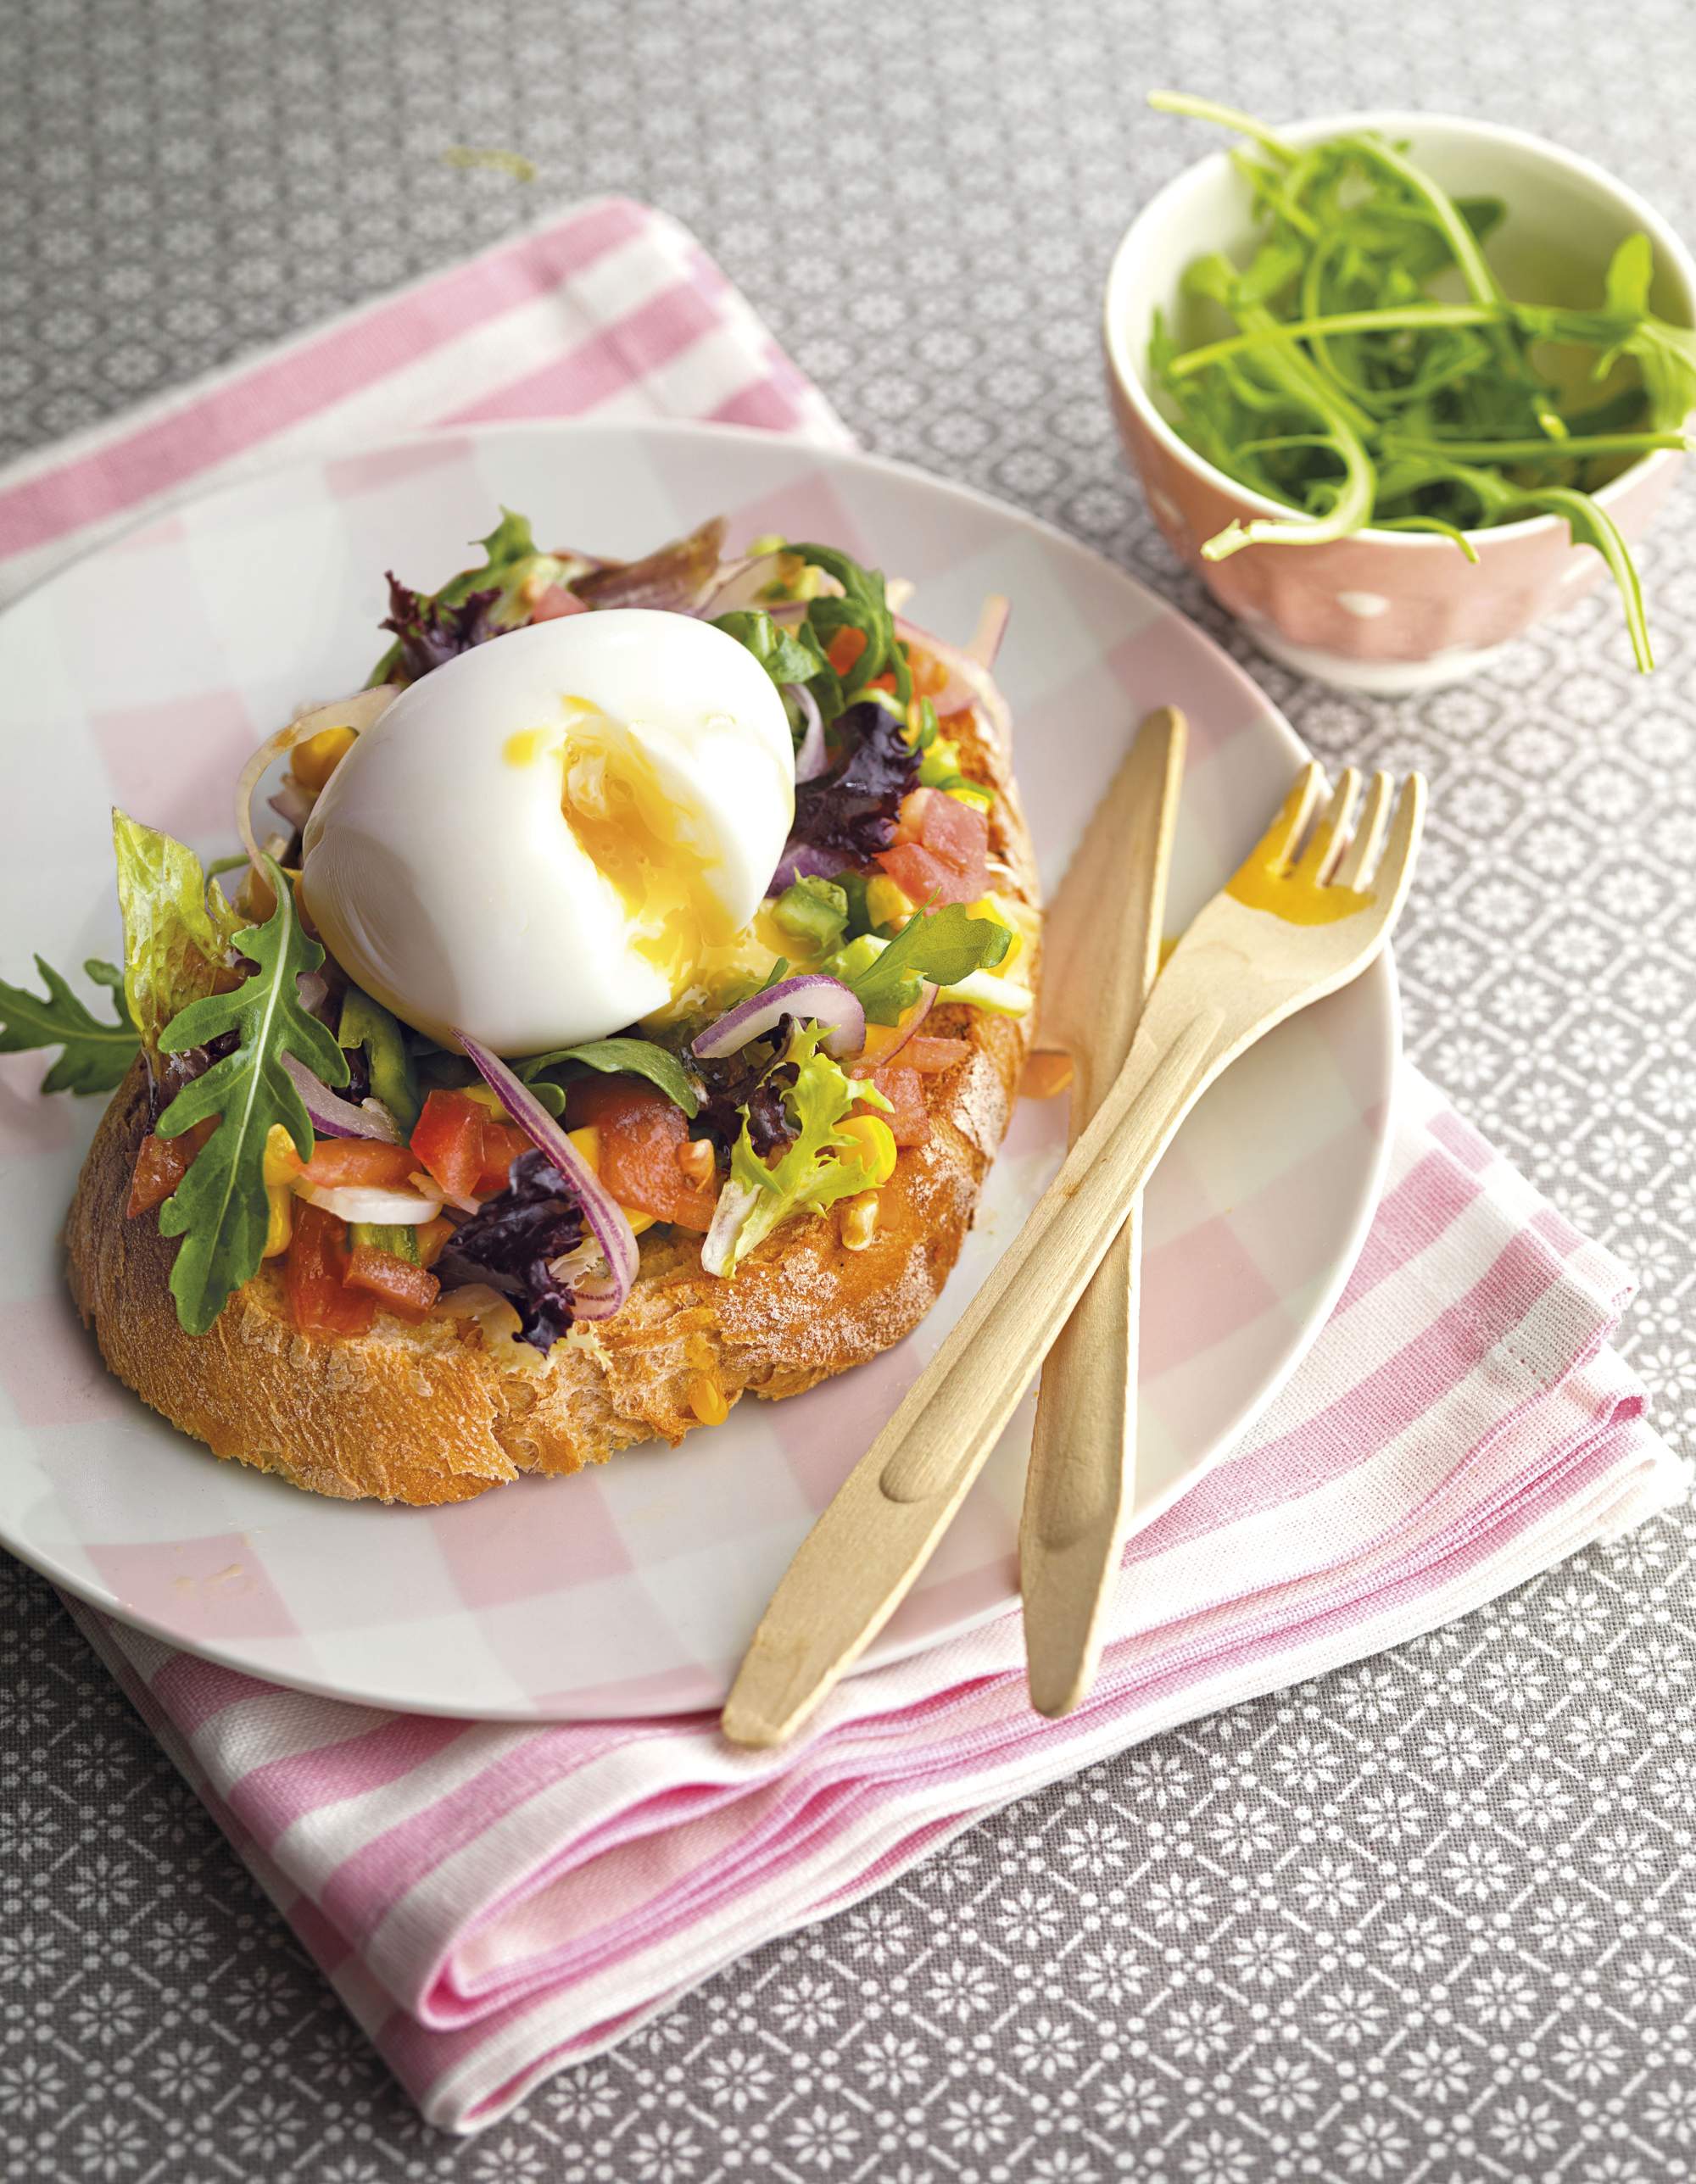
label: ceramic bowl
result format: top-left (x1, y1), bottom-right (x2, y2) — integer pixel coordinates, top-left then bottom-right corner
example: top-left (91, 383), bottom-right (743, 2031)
top-left (1104, 112), bottom-right (1695, 693)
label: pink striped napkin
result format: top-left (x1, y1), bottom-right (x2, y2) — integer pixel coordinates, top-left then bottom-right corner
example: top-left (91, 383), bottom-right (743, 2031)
top-left (3, 199), bottom-right (1682, 2134)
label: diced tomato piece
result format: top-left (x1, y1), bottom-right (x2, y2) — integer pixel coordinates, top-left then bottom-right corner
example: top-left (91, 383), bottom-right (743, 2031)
top-left (861, 1065), bottom-right (929, 1147)
top-left (474, 1119), bottom-right (533, 1197)
top-left (916, 785), bottom-right (987, 860)
top-left (827, 626), bottom-right (867, 678)
top-left (284, 1203), bottom-right (376, 1337)
top-left (878, 784), bottom-right (989, 905)
top-left (917, 791), bottom-right (990, 896)
top-left (878, 840), bottom-right (959, 905)
top-left (566, 1077), bottom-right (718, 1232)
top-left (905, 1035), bottom-right (972, 1073)
top-left (345, 1245), bottom-right (441, 1322)
top-left (298, 1138), bottom-right (420, 1190)
top-left (410, 1089), bottom-right (491, 1201)
top-left (529, 583), bottom-right (586, 621)
top-left (126, 1118), bottom-right (216, 1217)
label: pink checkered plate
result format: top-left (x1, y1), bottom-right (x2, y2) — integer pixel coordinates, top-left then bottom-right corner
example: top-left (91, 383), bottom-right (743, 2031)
top-left (0, 421), bottom-right (1397, 1719)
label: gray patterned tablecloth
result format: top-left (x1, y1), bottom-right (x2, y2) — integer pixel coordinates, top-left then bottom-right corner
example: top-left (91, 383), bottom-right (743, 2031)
top-left (4, 1), bottom-right (1695, 2176)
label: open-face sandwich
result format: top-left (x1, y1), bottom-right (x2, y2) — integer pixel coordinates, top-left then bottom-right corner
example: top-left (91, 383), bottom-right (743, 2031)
top-left (8, 513), bottom-right (1040, 1502)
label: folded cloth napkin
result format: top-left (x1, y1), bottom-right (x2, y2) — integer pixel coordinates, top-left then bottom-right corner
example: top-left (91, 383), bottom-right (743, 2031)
top-left (3, 199), bottom-right (1682, 2135)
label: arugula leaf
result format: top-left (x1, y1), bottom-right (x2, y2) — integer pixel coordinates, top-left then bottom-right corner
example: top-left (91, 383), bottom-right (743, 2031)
top-left (113, 811), bottom-right (243, 1061)
top-left (518, 1036), bottom-right (700, 1118)
top-left (153, 861), bottom-right (349, 1335)
top-left (1146, 97), bottom-right (1682, 669)
top-left (841, 904), bottom-right (1012, 1025)
top-left (1605, 232), bottom-right (1654, 319)
top-left (0, 956), bottom-right (139, 1095)
top-left (712, 609), bottom-right (828, 690)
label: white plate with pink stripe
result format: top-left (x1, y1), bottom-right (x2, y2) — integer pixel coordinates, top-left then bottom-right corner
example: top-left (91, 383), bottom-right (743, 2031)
top-left (0, 421), bottom-right (1396, 1719)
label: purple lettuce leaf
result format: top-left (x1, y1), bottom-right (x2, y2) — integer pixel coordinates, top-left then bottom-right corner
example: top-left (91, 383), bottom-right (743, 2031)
top-left (785, 699), bottom-right (918, 867)
top-left (378, 577), bottom-right (506, 685)
top-left (440, 1148), bottom-right (587, 1352)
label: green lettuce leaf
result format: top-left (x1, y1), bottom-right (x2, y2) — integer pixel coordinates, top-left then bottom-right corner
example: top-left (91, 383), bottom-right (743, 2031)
top-left (113, 811), bottom-right (243, 1062)
top-left (717, 1028), bottom-right (887, 1271)
top-left (154, 861), bottom-right (349, 1334)
top-left (0, 956), bottom-right (138, 1094)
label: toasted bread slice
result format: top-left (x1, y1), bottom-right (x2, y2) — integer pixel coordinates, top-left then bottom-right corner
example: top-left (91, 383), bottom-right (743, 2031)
top-left (65, 692), bottom-right (1040, 1505)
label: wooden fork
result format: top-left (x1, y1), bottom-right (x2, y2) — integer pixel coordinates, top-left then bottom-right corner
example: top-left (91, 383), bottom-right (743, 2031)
top-left (722, 762), bottom-right (1425, 1750)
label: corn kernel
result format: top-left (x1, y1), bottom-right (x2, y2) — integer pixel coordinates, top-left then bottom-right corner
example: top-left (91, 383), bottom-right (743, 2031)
top-left (840, 1191), bottom-right (880, 1251)
top-left (290, 724), bottom-right (357, 793)
top-left (262, 1123), bottom-right (303, 1186)
top-left (676, 1136), bottom-right (717, 1186)
top-left (687, 1373), bottom-right (728, 1425)
top-left (838, 1113), bottom-right (897, 1187)
top-left (865, 874), bottom-right (914, 930)
top-left (946, 782), bottom-right (995, 812)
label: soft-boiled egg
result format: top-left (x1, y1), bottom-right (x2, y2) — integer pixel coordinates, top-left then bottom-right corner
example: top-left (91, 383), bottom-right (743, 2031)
top-left (300, 610), bottom-right (795, 1054)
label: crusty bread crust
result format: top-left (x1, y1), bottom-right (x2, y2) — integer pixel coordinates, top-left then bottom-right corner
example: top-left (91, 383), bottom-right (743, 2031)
top-left (65, 695), bottom-right (1040, 1504)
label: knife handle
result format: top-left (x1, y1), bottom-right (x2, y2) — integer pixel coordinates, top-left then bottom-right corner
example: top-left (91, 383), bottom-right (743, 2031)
top-left (720, 1006), bottom-right (1223, 1749)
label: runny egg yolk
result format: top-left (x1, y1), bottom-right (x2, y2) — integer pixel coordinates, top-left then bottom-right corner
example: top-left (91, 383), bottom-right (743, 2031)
top-left (505, 700), bottom-right (738, 995)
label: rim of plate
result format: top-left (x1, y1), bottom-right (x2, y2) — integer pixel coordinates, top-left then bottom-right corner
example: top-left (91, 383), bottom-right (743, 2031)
top-left (0, 417), bottom-right (1399, 1717)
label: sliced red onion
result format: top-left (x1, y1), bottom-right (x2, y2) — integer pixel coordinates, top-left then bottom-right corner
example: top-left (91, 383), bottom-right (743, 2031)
top-left (787, 682), bottom-right (828, 782)
top-left (527, 582), bottom-right (588, 622)
top-left (966, 593), bottom-right (1010, 669)
top-left (695, 549), bottom-right (789, 619)
top-left (295, 970), bottom-right (331, 1021)
top-left (282, 1052), bottom-right (400, 1141)
top-left (767, 839), bottom-right (853, 894)
top-left (270, 778), bottom-right (313, 832)
top-left (700, 1178), bottom-right (761, 1279)
top-left (300, 1181), bottom-right (444, 1224)
top-left (692, 975), bottom-right (865, 1062)
top-left (849, 983), bottom-right (935, 1078)
top-left (237, 684), bottom-right (399, 879)
top-left (455, 1031), bottom-right (639, 1323)
top-left (895, 613), bottom-right (1013, 735)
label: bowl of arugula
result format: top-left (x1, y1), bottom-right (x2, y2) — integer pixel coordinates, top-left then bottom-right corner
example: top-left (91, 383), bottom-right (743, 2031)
top-left (1106, 97), bottom-right (1696, 692)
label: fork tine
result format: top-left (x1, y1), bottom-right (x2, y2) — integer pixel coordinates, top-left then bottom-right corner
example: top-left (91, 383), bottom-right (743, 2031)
top-left (1239, 761), bottom-right (1325, 879)
top-left (1294, 767), bottom-right (1360, 884)
top-left (1333, 771), bottom-right (1393, 890)
top-left (1361, 774), bottom-right (1426, 908)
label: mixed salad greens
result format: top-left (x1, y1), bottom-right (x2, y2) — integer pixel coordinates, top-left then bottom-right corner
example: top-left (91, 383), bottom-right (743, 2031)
top-left (3, 516), bottom-right (1026, 1355)
top-left (1146, 93), bottom-right (1696, 671)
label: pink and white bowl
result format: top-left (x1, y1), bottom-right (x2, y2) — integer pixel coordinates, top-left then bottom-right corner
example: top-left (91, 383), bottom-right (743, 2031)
top-left (1105, 112), bottom-right (1696, 694)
